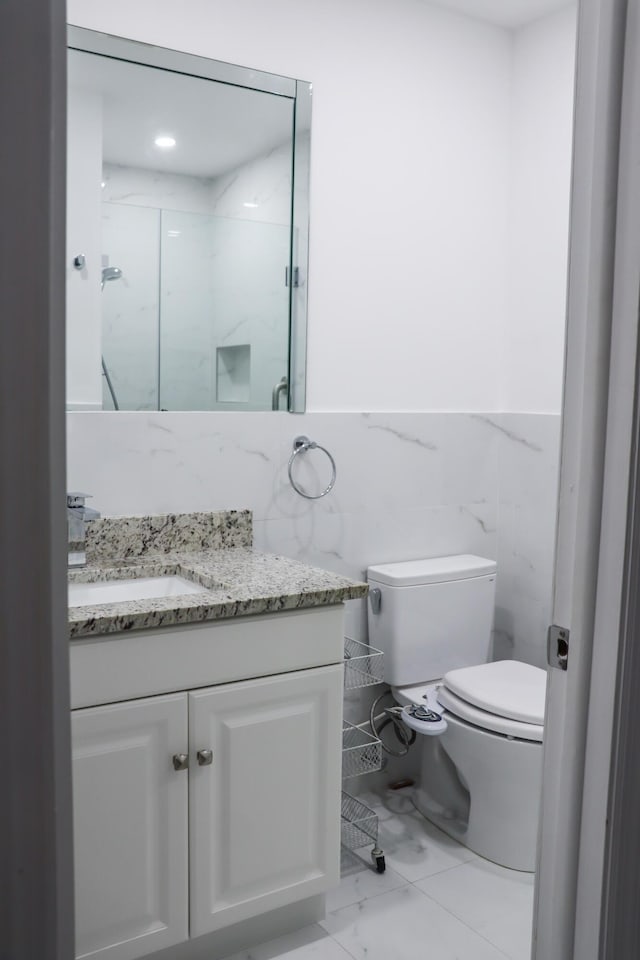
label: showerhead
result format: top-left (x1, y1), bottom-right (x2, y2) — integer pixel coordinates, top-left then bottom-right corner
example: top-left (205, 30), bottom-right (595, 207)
top-left (101, 266), bottom-right (122, 289)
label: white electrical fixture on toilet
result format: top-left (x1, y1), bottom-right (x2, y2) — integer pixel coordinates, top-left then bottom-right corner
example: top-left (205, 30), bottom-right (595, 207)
top-left (367, 555), bottom-right (547, 873)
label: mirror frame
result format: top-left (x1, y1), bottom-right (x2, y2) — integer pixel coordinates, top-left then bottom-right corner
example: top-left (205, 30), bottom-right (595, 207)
top-left (67, 25), bottom-right (311, 413)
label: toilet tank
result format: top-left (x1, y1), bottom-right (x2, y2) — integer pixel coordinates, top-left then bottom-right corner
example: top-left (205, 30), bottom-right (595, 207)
top-left (367, 555), bottom-right (497, 686)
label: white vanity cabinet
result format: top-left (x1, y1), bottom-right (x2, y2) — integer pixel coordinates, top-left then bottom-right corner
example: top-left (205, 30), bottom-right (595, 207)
top-left (70, 607), bottom-right (345, 960)
top-left (72, 694), bottom-right (189, 960)
top-left (188, 668), bottom-right (342, 937)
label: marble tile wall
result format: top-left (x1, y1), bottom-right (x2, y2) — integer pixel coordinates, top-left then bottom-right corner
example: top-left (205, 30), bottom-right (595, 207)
top-left (69, 410), bottom-right (560, 658)
top-left (206, 217), bottom-right (290, 410)
top-left (102, 135), bottom-right (298, 224)
top-left (68, 410), bottom-right (559, 658)
top-left (159, 210), bottom-right (216, 411)
top-left (102, 163), bottom-right (215, 215)
top-left (208, 135), bottom-right (304, 225)
top-left (494, 413), bottom-right (562, 669)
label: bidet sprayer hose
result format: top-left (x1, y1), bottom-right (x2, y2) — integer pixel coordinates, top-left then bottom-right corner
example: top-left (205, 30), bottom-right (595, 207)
top-left (370, 691), bottom-right (417, 758)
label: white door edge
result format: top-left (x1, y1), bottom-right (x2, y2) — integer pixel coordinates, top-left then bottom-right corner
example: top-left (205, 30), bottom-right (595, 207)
top-left (533, 1), bottom-right (630, 958)
top-left (573, 0), bottom-right (640, 955)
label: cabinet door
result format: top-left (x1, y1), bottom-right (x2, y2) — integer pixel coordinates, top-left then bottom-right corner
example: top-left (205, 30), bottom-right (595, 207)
top-left (189, 665), bottom-right (343, 937)
top-left (72, 694), bottom-right (189, 960)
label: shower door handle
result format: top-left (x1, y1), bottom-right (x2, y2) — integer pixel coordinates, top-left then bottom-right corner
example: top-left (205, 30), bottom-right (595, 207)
top-left (272, 376), bottom-right (288, 410)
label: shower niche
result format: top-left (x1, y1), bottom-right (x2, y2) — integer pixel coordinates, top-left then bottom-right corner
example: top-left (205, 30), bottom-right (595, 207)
top-left (216, 345), bottom-right (251, 404)
top-left (65, 28), bottom-right (310, 413)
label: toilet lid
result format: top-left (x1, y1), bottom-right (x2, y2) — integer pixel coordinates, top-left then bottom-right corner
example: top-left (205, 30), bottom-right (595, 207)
top-left (443, 660), bottom-right (546, 725)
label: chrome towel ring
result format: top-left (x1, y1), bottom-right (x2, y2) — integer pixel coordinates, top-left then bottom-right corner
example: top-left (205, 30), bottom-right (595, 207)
top-left (288, 435), bottom-right (337, 499)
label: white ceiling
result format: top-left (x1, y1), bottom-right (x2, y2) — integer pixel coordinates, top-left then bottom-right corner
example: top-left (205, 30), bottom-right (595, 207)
top-left (68, 50), bottom-right (294, 180)
top-left (427, 0), bottom-right (575, 29)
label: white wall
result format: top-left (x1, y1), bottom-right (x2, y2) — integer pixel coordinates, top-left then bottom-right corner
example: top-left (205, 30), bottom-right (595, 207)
top-left (506, 5), bottom-right (576, 413)
top-left (68, 0), bottom-right (512, 412)
top-left (66, 86), bottom-right (103, 410)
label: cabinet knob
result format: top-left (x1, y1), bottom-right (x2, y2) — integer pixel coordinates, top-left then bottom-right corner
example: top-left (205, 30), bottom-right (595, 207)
top-left (197, 749), bottom-right (213, 766)
top-left (172, 753), bottom-right (189, 771)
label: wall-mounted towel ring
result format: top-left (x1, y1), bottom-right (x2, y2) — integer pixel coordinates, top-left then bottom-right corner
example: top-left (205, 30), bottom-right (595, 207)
top-left (288, 436), bottom-right (337, 499)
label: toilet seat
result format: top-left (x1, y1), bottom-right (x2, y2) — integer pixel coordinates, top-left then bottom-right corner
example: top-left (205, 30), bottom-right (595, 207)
top-left (437, 686), bottom-right (543, 742)
top-left (392, 658), bottom-right (546, 744)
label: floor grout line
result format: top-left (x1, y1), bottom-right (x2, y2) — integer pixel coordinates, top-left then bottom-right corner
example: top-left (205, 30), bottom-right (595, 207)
top-left (323, 928), bottom-right (368, 960)
top-left (406, 857), bottom-right (481, 884)
top-left (408, 878), bottom-right (520, 960)
top-left (324, 876), bottom-right (413, 915)
top-left (325, 876), bottom-right (520, 960)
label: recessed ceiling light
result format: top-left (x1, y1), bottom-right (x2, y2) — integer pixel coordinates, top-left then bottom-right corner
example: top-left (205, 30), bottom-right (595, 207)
top-left (243, 201), bottom-right (259, 208)
top-left (154, 135), bottom-right (176, 149)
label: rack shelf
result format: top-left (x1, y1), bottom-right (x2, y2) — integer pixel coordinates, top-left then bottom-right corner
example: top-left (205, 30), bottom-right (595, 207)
top-left (340, 791), bottom-right (385, 872)
top-left (343, 637), bottom-right (384, 689)
top-left (342, 721), bottom-right (382, 780)
top-left (341, 636), bottom-right (386, 873)
top-left (341, 791), bottom-right (378, 850)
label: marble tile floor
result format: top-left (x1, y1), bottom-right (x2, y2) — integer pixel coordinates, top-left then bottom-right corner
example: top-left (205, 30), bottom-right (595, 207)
top-left (221, 788), bottom-right (535, 960)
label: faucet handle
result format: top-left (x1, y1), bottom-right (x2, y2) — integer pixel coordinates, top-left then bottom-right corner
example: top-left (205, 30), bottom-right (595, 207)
top-left (67, 492), bottom-right (92, 508)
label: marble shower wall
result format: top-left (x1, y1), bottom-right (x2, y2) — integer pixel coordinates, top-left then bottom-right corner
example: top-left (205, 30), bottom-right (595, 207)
top-left (100, 202), bottom-right (160, 410)
top-left (67, 410), bottom-right (561, 666)
top-left (100, 148), bottom-right (293, 410)
top-left (208, 136), bottom-right (305, 225)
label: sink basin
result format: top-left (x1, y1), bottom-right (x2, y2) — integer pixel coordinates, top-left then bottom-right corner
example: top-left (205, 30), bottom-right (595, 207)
top-left (68, 575), bottom-right (207, 607)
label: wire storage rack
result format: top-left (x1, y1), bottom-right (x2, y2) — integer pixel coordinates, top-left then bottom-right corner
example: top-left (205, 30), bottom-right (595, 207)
top-left (342, 721), bottom-right (382, 780)
top-left (340, 791), bottom-right (385, 873)
top-left (343, 636), bottom-right (384, 689)
top-left (341, 636), bottom-right (386, 873)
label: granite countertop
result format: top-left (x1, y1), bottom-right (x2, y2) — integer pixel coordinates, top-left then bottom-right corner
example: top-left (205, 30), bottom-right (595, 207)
top-left (68, 510), bottom-right (367, 640)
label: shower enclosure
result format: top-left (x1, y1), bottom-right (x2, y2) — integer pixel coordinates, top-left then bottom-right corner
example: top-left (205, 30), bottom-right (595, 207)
top-left (100, 202), bottom-right (290, 411)
top-left (66, 34), bottom-right (311, 413)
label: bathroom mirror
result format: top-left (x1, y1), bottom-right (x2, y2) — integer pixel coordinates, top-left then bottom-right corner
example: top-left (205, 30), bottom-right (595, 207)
top-left (66, 27), bottom-right (310, 413)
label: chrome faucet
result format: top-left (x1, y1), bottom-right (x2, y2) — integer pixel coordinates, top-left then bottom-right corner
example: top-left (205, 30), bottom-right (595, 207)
top-left (67, 493), bottom-right (100, 568)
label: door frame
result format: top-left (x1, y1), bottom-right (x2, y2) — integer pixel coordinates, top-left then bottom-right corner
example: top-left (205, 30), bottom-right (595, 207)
top-left (0, 0), bottom-right (72, 958)
top-left (577, 0), bottom-right (640, 955)
top-left (534, 0), bottom-right (640, 958)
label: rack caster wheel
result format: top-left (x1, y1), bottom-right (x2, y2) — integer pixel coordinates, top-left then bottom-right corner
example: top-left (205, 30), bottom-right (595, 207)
top-left (371, 848), bottom-right (386, 873)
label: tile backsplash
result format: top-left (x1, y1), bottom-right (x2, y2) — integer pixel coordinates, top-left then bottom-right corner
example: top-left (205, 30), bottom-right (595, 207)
top-left (86, 509), bottom-right (252, 562)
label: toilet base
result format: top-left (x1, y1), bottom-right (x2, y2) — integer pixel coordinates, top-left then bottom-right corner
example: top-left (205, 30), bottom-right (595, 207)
top-left (414, 711), bottom-right (543, 872)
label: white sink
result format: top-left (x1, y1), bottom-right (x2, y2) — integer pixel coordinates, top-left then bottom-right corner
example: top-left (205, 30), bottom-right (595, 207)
top-left (68, 575), bottom-right (207, 607)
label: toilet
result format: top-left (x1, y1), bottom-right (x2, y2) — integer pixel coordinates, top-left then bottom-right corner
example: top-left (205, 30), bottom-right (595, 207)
top-left (367, 554), bottom-right (547, 873)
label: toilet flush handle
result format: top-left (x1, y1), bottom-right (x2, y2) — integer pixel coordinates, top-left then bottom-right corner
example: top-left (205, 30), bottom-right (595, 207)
top-left (369, 588), bottom-right (382, 614)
